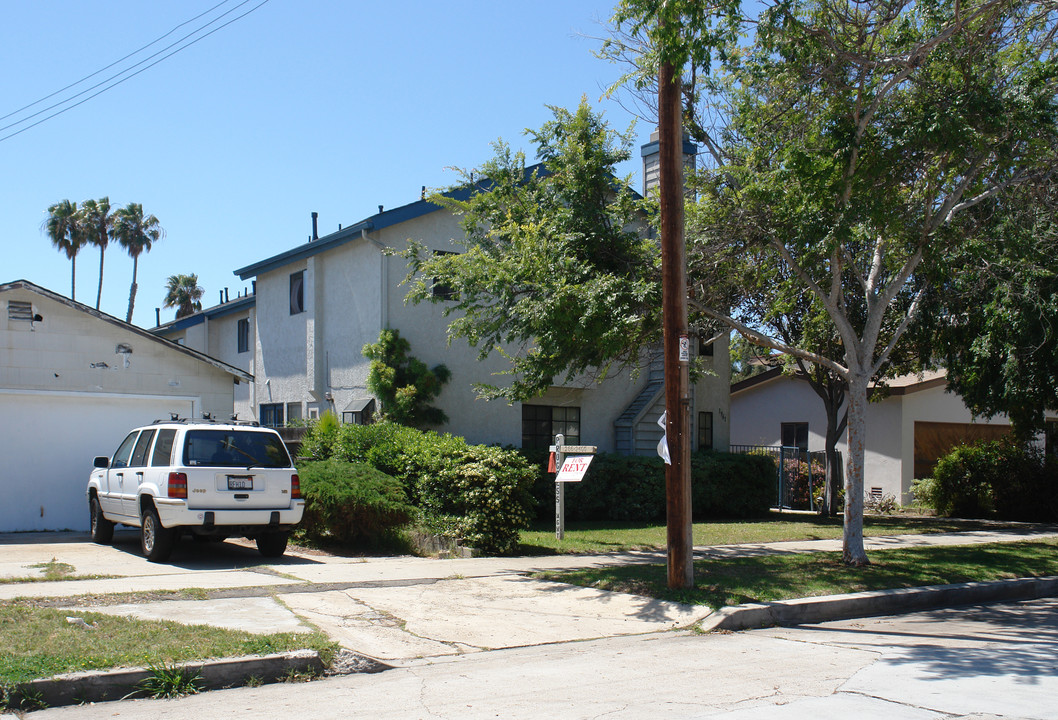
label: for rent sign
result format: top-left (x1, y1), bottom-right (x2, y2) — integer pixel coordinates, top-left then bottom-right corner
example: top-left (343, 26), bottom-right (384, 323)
top-left (555, 455), bottom-right (593, 482)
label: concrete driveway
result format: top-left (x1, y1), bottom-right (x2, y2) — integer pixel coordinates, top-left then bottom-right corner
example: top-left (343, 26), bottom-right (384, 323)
top-left (0, 530), bottom-right (710, 663)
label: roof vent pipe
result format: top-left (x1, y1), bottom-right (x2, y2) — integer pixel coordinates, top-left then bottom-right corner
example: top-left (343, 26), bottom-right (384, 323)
top-left (219, 290), bottom-right (224, 304)
top-left (311, 212), bottom-right (319, 241)
top-left (225, 287), bottom-right (229, 303)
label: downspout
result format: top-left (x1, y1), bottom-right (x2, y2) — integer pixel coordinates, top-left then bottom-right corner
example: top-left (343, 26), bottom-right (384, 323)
top-left (361, 228), bottom-right (388, 330)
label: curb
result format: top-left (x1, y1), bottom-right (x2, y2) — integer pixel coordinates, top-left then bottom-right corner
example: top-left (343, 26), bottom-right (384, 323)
top-left (5, 649), bottom-right (385, 711)
top-left (700, 575), bottom-right (1058, 632)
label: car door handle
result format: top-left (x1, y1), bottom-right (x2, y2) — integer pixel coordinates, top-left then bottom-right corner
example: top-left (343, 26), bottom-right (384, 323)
top-left (135, 471), bottom-right (144, 485)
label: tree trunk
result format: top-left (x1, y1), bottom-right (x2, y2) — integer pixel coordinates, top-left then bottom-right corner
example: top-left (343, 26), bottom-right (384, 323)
top-left (70, 256), bottom-right (76, 302)
top-left (843, 373), bottom-right (870, 565)
top-left (96, 247), bottom-right (105, 310)
top-left (126, 258), bottom-right (138, 324)
top-left (823, 411), bottom-right (842, 516)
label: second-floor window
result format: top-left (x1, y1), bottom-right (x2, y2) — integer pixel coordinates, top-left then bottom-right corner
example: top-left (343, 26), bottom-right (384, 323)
top-left (237, 318), bottom-right (250, 353)
top-left (290, 271), bottom-right (305, 315)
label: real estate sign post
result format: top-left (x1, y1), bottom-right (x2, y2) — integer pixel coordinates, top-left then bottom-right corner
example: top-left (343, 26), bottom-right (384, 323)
top-left (551, 434), bottom-right (596, 540)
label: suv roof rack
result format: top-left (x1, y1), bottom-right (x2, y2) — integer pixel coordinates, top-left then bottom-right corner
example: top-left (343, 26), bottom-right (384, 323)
top-left (152, 415), bottom-right (261, 427)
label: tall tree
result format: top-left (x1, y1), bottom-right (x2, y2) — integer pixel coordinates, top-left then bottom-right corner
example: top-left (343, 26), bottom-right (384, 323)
top-left (928, 179), bottom-right (1058, 442)
top-left (114, 202), bottom-right (164, 323)
top-left (612, 0), bottom-right (1058, 564)
top-left (403, 99), bottom-right (659, 401)
top-left (79, 197), bottom-right (114, 311)
top-left (42, 199), bottom-right (86, 301)
top-left (163, 273), bottom-right (203, 319)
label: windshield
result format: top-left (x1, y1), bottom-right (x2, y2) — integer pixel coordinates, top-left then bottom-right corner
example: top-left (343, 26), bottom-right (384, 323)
top-left (182, 430), bottom-right (292, 468)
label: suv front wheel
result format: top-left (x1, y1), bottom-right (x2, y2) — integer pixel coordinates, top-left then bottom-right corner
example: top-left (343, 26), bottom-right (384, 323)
top-left (141, 507), bottom-right (176, 562)
top-left (89, 495), bottom-right (114, 545)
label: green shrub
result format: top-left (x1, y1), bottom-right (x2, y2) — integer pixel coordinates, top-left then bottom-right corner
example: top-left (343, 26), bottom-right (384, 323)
top-left (299, 421), bottom-right (535, 554)
top-left (692, 452), bottom-right (775, 519)
top-left (418, 444), bottom-right (536, 554)
top-left (928, 439), bottom-right (1058, 521)
top-left (298, 459), bottom-right (415, 543)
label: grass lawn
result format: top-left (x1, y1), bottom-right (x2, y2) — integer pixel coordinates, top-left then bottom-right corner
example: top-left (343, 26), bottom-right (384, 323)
top-left (0, 605), bottom-right (337, 687)
top-left (534, 538), bottom-right (1058, 608)
top-left (518, 510), bottom-right (1022, 554)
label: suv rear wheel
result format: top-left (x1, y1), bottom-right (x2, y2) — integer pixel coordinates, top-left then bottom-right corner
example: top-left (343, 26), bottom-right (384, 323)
top-left (89, 496), bottom-right (114, 544)
top-left (256, 531), bottom-right (288, 558)
top-left (141, 507), bottom-right (176, 562)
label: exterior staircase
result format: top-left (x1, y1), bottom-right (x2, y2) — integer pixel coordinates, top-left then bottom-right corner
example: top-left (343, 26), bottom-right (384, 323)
top-left (614, 346), bottom-right (666, 456)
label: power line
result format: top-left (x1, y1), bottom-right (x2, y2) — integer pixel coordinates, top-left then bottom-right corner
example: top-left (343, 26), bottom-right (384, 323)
top-left (0, 0), bottom-right (235, 124)
top-left (0, 0), bottom-right (271, 144)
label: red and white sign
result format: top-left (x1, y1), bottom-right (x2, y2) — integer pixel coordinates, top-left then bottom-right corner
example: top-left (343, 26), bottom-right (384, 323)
top-left (556, 455), bottom-right (593, 483)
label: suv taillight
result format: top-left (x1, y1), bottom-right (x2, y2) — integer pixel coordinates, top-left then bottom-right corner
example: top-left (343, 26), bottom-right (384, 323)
top-left (291, 474), bottom-right (301, 500)
top-left (168, 472), bottom-right (188, 499)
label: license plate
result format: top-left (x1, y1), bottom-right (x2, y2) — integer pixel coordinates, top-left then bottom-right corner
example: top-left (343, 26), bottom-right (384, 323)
top-left (227, 476), bottom-right (253, 491)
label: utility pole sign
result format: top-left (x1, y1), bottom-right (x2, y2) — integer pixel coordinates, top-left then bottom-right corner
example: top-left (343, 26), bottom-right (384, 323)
top-left (551, 434), bottom-right (596, 540)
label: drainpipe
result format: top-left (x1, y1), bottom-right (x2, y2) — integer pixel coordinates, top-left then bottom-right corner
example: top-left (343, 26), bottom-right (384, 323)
top-left (362, 228), bottom-right (388, 330)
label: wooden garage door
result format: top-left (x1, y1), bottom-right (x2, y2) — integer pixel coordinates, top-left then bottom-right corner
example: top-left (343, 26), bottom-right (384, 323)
top-left (913, 421), bottom-right (1011, 479)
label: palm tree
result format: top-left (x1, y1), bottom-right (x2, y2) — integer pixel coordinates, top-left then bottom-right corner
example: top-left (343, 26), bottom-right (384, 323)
top-left (113, 202), bottom-right (164, 323)
top-left (163, 274), bottom-right (204, 319)
top-left (42, 199), bottom-right (86, 301)
top-left (79, 197), bottom-right (114, 310)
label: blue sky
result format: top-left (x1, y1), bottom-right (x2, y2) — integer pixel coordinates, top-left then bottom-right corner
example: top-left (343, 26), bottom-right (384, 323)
top-left (2, 0), bottom-right (653, 327)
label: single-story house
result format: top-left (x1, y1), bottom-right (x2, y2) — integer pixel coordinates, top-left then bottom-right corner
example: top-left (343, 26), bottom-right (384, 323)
top-left (0, 280), bottom-right (251, 532)
top-left (729, 367), bottom-right (1056, 504)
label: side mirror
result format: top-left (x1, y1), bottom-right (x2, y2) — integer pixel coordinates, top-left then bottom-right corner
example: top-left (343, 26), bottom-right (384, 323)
top-left (93, 456), bottom-right (110, 469)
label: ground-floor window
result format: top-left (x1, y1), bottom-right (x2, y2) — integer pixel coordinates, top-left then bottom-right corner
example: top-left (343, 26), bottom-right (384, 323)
top-left (781, 422), bottom-right (809, 452)
top-left (259, 403), bottom-right (283, 428)
top-left (522, 405), bottom-right (580, 450)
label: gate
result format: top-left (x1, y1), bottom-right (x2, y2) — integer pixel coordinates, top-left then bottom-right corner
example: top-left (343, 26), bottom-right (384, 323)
top-left (730, 445), bottom-right (826, 511)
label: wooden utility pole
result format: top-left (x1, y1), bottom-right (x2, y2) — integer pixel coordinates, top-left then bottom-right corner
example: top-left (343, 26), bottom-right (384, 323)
top-left (659, 58), bottom-right (694, 589)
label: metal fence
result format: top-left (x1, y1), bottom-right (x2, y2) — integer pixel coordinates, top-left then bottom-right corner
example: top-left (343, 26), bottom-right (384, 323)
top-left (730, 445), bottom-right (830, 511)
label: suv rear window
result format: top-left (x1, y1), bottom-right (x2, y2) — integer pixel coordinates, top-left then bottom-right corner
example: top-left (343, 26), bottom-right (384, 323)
top-left (182, 430), bottom-right (292, 468)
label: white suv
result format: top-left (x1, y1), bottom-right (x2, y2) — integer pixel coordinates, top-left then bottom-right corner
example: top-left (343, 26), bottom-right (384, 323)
top-left (87, 419), bottom-right (304, 562)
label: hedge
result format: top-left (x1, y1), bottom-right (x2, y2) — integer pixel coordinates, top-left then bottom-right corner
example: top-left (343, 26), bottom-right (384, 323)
top-left (526, 450), bottom-right (774, 522)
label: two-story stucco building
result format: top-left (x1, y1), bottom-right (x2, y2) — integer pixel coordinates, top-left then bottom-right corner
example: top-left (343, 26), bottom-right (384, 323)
top-left (155, 149), bottom-right (731, 455)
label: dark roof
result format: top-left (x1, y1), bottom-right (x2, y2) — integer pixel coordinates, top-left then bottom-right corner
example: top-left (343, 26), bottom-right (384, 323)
top-left (730, 367), bottom-right (784, 394)
top-left (0, 279), bottom-right (252, 382)
top-left (153, 293), bottom-right (255, 333)
top-left (731, 365), bottom-right (949, 396)
top-left (233, 162), bottom-right (641, 281)
top-left (233, 185), bottom-right (479, 280)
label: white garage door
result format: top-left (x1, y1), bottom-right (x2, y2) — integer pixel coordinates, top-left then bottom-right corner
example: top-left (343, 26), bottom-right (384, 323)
top-left (0, 391), bottom-right (196, 532)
